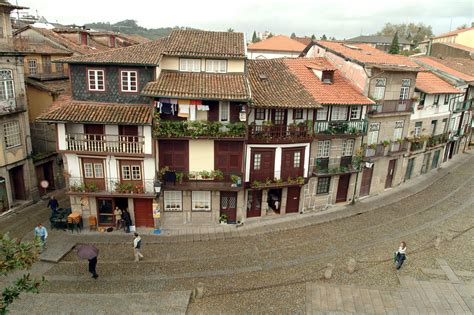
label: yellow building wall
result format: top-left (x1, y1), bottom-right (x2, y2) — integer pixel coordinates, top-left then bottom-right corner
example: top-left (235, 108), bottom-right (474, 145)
top-left (26, 86), bottom-right (53, 122)
top-left (227, 59), bottom-right (245, 73)
top-left (160, 56), bottom-right (180, 70)
top-left (189, 140), bottom-right (214, 172)
top-left (24, 53), bottom-right (70, 75)
top-left (456, 30), bottom-right (474, 47)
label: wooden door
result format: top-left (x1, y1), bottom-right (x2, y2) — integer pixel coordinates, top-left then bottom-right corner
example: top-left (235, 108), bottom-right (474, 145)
top-left (336, 174), bottom-right (350, 203)
top-left (421, 153), bottom-right (431, 174)
top-left (215, 141), bottom-right (243, 179)
top-left (359, 167), bottom-right (373, 197)
top-left (385, 159), bottom-right (397, 188)
top-left (220, 192), bottom-right (237, 223)
top-left (9, 166), bottom-right (26, 200)
top-left (85, 124), bottom-right (105, 151)
top-left (431, 150), bottom-right (440, 170)
top-left (405, 158), bottom-right (414, 180)
top-left (85, 124), bottom-right (104, 136)
top-left (286, 187), bottom-right (300, 213)
top-left (281, 147), bottom-right (304, 179)
top-left (250, 149), bottom-right (275, 182)
top-left (134, 198), bottom-right (154, 227)
top-left (271, 109), bottom-right (287, 126)
top-left (159, 140), bottom-right (189, 173)
top-left (247, 190), bottom-right (262, 218)
top-left (119, 125), bottom-right (138, 142)
top-left (82, 158), bottom-right (105, 190)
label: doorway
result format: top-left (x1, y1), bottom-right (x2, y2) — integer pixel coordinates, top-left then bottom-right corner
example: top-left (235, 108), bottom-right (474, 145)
top-left (9, 165), bottom-right (26, 201)
top-left (336, 174), bottom-right (350, 203)
top-left (246, 190), bottom-right (262, 218)
top-left (133, 198), bottom-right (154, 227)
top-left (267, 188), bottom-right (282, 214)
top-left (421, 153), bottom-right (431, 174)
top-left (405, 158), bottom-right (415, 181)
top-left (97, 198), bottom-right (114, 226)
top-left (286, 187), bottom-right (300, 213)
top-left (0, 177), bottom-right (8, 212)
top-left (220, 192), bottom-right (237, 223)
top-left (359, 166), bottom-right (373, 197)
top-left (385, 159), bottom-right (397, 189)
top-left (431, 150), bottom-right (440, 170)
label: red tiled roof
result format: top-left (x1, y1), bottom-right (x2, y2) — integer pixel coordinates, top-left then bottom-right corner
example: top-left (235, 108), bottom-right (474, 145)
top-left (315, 41), bottom-right (420, 69)
top-left (415, 72), bottom-right (461, 94)
top-left (13, 38), bottom-right (73, 55)
top-left (433, 27), bottom-right (474, 39)
top-left (294, 37), bottom-right (313, 46)
top-left (413, 57), bottom-right (474, 82)
top-left (248, 35), bottom-right (307, 52)
top-left (37, 95), bottom-right (152, 125)
top-left (284, 58), bottom-right (374, 105)
top-left (247, 59), bottom-right (319, 108)
top-left (142, 71), bottom-right (250, 101)
top-left (442, 42), bottom-right (474, 53)
top-left (58, 37), bottom-right (167, 65)
top-left (164, 30), bottom-right (245, 58)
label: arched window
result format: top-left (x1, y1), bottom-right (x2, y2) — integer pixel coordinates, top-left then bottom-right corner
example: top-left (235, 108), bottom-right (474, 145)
top-left (0, 70), bottom-right (14, 100)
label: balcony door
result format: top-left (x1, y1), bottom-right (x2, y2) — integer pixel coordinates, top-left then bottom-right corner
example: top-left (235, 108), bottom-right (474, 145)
top-left (271, 109), bottom-right (287, 126)
top-left (336, 174), bottom-right (350, 203)
top-left (85, 124), bottom-right (104, 152)
top-left (250, 149), bottom-right (275, 182)
top-left (281, 147), bottom-right (304, 179)
top-left (119, 125), bottom-right (140, 153)
top-left (82, 158), bottom-right (105, 190)
top-left (159, 140), bottom-right (189, 173)
top-left (215, 141), bottom-right (243, 179)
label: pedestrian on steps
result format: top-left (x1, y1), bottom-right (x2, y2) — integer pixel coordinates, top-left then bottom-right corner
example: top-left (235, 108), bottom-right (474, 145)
top-left (133, 232), bottom-right (144, 262)
top-left (34, 223), bottom-right (48, 252)
top-left (122, 208), bottom-right (132, 233)
top-left (47, 196), bottom-right (59, 216)
top-left (89, 256), bottom-right (98, 279)
top-left (394, 241), bottom-right (407, 270)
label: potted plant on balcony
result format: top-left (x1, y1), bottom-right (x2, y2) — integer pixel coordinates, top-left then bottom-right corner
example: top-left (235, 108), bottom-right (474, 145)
top-left (199, 170), bottom-right (211, 180)
top-left (175, 172), bottom-right (184, 184)
top-left (369, 143), bottom-right (377, 150)
top-left (265, 177), bottom-right (273, 186)
top-left (134, 184), bottom-right (144, 194)
top-left (188, 172), bottom-right (197, 180)
top-left (382, 140), bottom-right (390, 147)
top-left (70, 182), bottom-right (85, 192)
top-left (84, 182), bottom-right (98, 192)
top-left (219, 214), bottom-right (228, 224)
top-left (252, 180), bottom-right (261, 188)
top-left (212, 169), bottom-right (224, 181)
top-left (296, 176), bottom-right (305, 185)
top-left (230, 175), bottom-right (240, 187)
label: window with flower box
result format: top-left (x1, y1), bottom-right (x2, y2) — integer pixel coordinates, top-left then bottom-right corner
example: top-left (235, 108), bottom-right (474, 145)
top-left (164, 191), bottom-right (182, 211)
top-left (192, 191), bottom-right (211, 211)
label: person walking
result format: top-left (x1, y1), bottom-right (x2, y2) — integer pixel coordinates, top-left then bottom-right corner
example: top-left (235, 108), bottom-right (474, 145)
top-left (394, 241), bottom-right (407, 270)
top-left (114, 207), bottom-right (122, 230)
top-left (122, 208), bottom-right (132, 233)
top-left (34, 223), bottom-right (48, 251)
top-left (133, 232), bottom-right (144, 262)
top-left (88, 256), bottom-right (98, 279)
top-left (47, 196), bottom-right (59, 216)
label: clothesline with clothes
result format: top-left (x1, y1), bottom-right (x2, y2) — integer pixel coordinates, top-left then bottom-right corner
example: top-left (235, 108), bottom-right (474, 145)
top-left (156, 98), bottom-right (210, 120)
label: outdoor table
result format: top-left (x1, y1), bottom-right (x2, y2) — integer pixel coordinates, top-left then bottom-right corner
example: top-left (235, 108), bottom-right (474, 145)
top-left (67, 213), bottom-right (82, 233)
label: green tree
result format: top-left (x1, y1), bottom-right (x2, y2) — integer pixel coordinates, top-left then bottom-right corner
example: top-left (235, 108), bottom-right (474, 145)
top-left (311, 34), bottom-right (316, 40)
top-left (376, 22), bottom-right (433, 45)
top-left (251, 31), bottom-right (258, 43)
top-left (321, 34), bottom-right (327, 40)
top-left (1, 233), bottom-right (45, 314)
top-left (267, 33), bottom-right (274, 39)
top-left (227, 28), bottom-right (234, 32)
top-left (389, 32), bottom-right (400, 54)
top-left (290, 32), bottom-right (296, 39)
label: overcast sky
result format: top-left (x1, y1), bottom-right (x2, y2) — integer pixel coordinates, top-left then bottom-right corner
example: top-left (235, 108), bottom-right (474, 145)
top-left (17, 0), bottom-right (473, 39)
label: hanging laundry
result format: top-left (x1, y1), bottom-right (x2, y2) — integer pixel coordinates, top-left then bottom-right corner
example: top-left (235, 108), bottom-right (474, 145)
top-left (190, 100), bottom-right (202, 106)
top-left (161, 102), bottom-right (173, 115)
top-left (170, 99), bottom-right (178, 105)
top-left (159, 98), bottom-right (171, 104)
top-left (197, 105), bottom-right (210, 111)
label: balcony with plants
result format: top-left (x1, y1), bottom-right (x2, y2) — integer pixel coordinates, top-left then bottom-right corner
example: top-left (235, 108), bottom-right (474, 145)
top-left (67, 177), bottom-right (155, 196)
top-left (314, 120), bottom-right (367, 138)
top-left (388, 139), bottom-right (409, 154)
top-left (313, 156), bottom-right (362, 176)
top-left (158, 167), bottom-right (244, 190)
top-left (250, 176), bottom-right (305, 190)
top-left (367, 99), bottom-right (413, 115)
top-left (248, 121), bottom-right (312, 143)
top-left (427, 133), bottom-right (449, 148)
top-left (154, 115), bottom-right (246, 139)
top-left (406, 135), bottom-right (428, 152)
top-left (65, 134), bottom-right (145, 154)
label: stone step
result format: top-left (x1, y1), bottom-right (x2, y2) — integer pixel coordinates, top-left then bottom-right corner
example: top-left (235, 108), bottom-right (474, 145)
top-left (8, 291), bottom-right (191, 315)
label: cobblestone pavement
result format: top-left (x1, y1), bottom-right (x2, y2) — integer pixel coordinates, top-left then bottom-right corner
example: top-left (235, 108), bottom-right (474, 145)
top-left (2, 153), bottom-right (474, 314)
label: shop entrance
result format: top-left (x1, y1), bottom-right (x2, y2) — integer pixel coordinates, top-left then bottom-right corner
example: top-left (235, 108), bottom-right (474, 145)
top-left (267, 188), bottom-right (282, 214)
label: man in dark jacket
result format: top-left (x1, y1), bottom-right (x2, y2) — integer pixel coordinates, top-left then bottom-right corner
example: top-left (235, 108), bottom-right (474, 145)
top-left (122, 208), bottom-right (132, 233)
top-left (47, 196), bottom-right (59, 215)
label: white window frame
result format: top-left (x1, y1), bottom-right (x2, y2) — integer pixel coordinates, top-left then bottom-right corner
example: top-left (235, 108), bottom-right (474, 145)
top-left (84, 163), bottom-right (94, 178)
top-left (131, 165), bottom-right (141, 180)
top-left (350, 106), bottom-right (361, 120)
top-left (293, 151), bottom-right (301, 168)
top-left (120, 70), bottom-right (138, 92)
top-left (0, 70), bottom-right (14, 100)
top-left (205, 59), bottom-right (227, 73)
top-left (88, 69), bottom-right (105, 91)
top-left (164, 191), bottom-right (182, 212)
top-left (367, 122), bottom-right (380, 145)
top-left (192, 191), bottom-right (211, 211)
top-left (3, 121), bottom-right (21, 148)
top-left (121, 165), bottom-right (131, 180)
top-left (317, 140), bottom-right (331, 158)
top-left (399, 79), bottom-right (411, 100)
top-left (180, 58), bottom-right (201, 72)
top-left (331, 106), bottom-right (348, 121)
top-left (414, 122), bottom-right (422, 137)
top-left (342, 139), bottom-right (355, 156)
top-left (316, 107), bottom-right (328, 121)
top-left (94, 163), bottom-right (104, 178)
top-left (373, 78), bottom-right (386, 100)
top-left (219, 101), bottom-right (230, 123)
top-left (253, 153), bottom-right (261, 170)
top-left (393, 120), bottom-right (404, 140)
top-left (28, 59), bottom-right (37, 75)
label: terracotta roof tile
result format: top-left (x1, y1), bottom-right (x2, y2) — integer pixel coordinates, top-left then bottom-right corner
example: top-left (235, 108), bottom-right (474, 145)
top-left (315, 41), bottom-right (420, 69)
top-left (248, 35), bottom-right (307, 53)
top-left (413, 56), bottom-right (474, 82)
top-left (119, 33), bottom-right (151, 44)
top-left (142, 71), bottom-right (250, 101)
top-left (284, 58), bottom-right (374, 105)
top-left (294, 37), bottom-right (313, 46)
top-left (442, 42), bottom-right (474, 53)
top-left (57, 37), bottom-right (167, 65)
top-left (164, 30), bottom-right (245, 58)
top-left (26, 78), bottom-right (70, 94)
top-left (37, 95), bottom-right (152, 125)
top-left (247, 59), bottom-right (319, 108)
top-left (433, 27), bottom-right (474, 39)
top-left (13, 38), bottom-right (73, 55)
top-left (415, 72), bottom-right (461, 94)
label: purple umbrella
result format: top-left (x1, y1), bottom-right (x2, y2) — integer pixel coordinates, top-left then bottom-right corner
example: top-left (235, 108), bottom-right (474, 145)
top-left (76, 245), bottom-right (99, 260)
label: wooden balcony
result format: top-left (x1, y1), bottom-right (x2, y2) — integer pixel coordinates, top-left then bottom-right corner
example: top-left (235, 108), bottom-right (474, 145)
top-left (368, 100), bottom-right (413, 115)
top-left (155, 119), bottom-right (246, 139)
top-left (68, 177), bottom-right (155, 195)
top-left (65, 134), bottom-right (145, 154)
top-left (248, 124), bottom-right (312, 143)
top-left (314, 120), bottom-right (367, 137)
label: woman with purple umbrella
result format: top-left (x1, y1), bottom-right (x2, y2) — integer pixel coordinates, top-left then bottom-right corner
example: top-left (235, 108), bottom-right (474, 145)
top-left (77, 245), bottom-right (99, 279)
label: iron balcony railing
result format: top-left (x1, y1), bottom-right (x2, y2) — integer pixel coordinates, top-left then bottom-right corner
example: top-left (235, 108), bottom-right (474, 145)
top-left (369, 99), bottom-right (413, 115)
top-left (312, 156), bottom-right (362, 175)
top-left (68, 177), bottom-right (155, 194)
top-left (388, 140), bottom-right (409, 153)
top-left (427, 133), bottom-right (449, 148)
top-left (65, 134), bottom-right (145, 154)
top-left (314, 120), bottom-right (368, 136)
